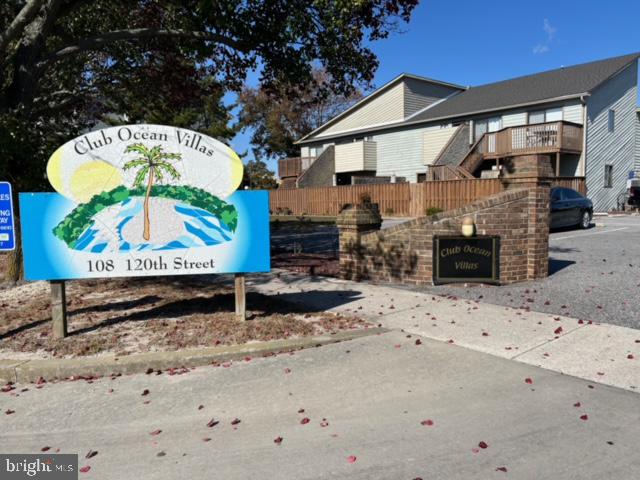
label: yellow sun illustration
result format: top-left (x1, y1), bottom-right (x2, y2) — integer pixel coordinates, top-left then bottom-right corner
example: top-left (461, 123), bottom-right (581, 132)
top-left (48, 147), bottom-right (123, 203)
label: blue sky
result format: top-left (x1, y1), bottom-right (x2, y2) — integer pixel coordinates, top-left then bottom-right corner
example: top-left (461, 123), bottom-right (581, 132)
top-left (230, 0), bottom-right (640, 172)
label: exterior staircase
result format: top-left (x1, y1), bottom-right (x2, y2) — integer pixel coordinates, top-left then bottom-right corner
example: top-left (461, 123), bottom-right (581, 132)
top-left (428, 120), bottom-right (584, 181)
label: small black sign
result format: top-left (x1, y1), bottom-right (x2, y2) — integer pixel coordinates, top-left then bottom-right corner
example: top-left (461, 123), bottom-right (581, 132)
top-left (433, 236), bottom-right (500, 285)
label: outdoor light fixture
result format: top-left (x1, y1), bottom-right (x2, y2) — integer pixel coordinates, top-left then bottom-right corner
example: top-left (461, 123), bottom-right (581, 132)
top-left (461, 216), bottom-right (475, 237)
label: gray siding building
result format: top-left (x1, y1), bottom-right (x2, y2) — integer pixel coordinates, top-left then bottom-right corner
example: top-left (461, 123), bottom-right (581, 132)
top-left (284, 53), bottom-right (640, 212)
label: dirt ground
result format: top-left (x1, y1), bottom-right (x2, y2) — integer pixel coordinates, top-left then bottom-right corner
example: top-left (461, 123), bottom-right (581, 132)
top-left (0, 275), bottom-right (365, 359)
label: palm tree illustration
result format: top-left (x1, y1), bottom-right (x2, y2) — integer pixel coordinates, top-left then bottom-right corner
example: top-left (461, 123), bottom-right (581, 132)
top-left (123, 143), bottom-right (182, 241)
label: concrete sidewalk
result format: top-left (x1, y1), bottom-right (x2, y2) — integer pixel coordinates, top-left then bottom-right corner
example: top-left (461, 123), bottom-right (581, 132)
top-left (249, 271), bottom-right (640, 393)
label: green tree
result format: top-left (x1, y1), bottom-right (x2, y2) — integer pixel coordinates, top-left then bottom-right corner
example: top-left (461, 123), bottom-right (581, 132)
top-left (123, 143), bottom-right (181, 240)
top-left (0, 0), bottom-right (418, 280)
top-left (242, 159), bottom-right (278, 190)
top-left (238, 68), bottom-right (364, 159)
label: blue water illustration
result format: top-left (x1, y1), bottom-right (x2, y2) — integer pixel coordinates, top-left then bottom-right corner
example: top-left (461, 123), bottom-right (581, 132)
top-left (71, 199), bottom-right (234, 253)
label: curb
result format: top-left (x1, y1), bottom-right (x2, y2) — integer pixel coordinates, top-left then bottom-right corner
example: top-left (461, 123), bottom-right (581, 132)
top-left (0, 327), bottom-right (388, 384)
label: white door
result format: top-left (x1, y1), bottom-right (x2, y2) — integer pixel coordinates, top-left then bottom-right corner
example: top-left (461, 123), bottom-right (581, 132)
top-left (487, 117), bottom-right (502, 152)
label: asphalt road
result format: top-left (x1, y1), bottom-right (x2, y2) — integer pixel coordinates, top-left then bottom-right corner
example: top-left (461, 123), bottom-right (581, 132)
top-left (427, 215), bottom-right (640, 329)
top-left (2, 331), bottom-right (639, 479)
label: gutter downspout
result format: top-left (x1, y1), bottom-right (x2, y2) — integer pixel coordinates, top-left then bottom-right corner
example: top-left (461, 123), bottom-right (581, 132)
top-left (580, 93), bottom-right (590, 177)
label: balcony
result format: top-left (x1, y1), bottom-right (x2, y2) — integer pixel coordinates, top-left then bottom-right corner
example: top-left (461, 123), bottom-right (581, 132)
top-left (278, 156), bottom-right (316, 179)
top-left (335, 140), bottom-right (377, 173)
top-left (461, 121), bottom-right (583, 174)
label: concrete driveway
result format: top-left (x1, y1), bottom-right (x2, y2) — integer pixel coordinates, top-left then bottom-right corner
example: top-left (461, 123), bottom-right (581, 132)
top-left (427, 215), bottom-right (640, 329)
top-left (2, 330), bottom-right (640, 479)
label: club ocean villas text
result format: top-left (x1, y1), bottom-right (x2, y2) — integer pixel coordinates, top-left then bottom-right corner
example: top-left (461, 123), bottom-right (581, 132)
top-left (73, 126), bottom-right (219, 156)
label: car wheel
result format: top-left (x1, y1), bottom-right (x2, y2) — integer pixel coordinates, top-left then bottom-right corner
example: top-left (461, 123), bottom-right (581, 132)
top-left (580, 210), bottom-right (591, 229)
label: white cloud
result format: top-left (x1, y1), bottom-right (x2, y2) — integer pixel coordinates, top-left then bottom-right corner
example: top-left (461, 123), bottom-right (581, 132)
top-left (543, 19), bottom-right (557, 41)
top-left (532, 19), bottom-right (557, 54)
top-left (533, 44), bottom-right (550, 54)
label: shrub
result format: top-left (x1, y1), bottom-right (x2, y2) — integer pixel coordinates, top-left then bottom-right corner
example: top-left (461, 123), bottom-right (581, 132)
top-left (359, 192), bottom-right (372, 205)
top-left (425, 207), bottom-right (443, 216)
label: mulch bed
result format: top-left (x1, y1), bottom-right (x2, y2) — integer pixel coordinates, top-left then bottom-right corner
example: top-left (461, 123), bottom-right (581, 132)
top-left (0, 275), bottom-right (365, 359)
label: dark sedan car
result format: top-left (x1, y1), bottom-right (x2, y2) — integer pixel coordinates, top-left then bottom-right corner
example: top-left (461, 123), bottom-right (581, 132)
top-left (550, 187), bottom-right (593, 229)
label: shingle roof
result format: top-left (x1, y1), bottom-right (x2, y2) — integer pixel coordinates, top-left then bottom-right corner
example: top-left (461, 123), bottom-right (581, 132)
top-left (408, 53), bottom-right (639, 123)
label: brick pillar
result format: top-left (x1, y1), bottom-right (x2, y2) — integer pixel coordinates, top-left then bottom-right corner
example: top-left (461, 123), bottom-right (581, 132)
top-left (336, 205), bottom-right (382, 280)
top-left (501, 154), bottom-right (554, 280)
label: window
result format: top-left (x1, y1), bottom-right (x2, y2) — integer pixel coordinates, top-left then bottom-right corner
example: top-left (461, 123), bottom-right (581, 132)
top-left (417, 173), bottom-right (426, 183)
top-left (604, 164), bottom-right (613, 188)
top-left (529, 111), bottom-right (546, 124)
top-left (309, 146), bottom-right (324, 157)
top-left (473, 117), bottom-right (501, 141)
top-left (546, 107), bottom-right (563, 122)
top-left (608, 109), bottom-right (615, 132)
top-left (529, 107), bottom-right (563, 124)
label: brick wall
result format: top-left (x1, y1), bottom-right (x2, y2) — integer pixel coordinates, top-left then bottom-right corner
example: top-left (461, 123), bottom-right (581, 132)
top-left (337, 154), bottom-right (553, 286)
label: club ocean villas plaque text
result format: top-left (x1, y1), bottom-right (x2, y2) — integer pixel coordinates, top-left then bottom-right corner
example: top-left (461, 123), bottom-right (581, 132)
top-left (433, 236), bottom-right (500, 284)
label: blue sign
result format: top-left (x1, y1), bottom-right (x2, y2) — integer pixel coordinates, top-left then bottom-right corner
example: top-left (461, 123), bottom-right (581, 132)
top-left (0, 182), bottom-right (15, 251)
top-left (20, 190), bottom-right (270, 281)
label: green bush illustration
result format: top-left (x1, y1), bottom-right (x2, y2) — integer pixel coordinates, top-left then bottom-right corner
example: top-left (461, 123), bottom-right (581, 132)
top-left (53, 184), bottom-right (238, 248)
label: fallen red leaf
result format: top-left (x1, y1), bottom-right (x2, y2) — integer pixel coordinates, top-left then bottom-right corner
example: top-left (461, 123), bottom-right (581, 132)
top-left (150, 429), bottom-right (162, 436)
top-left (141, 389), bottom-right (150, 396)
top-left (274, 436), bottom-right (283, 445)
top-left (347, 455), bottom-right (357, 464)
top-left (496, 467), bottom-right (508, 472)
top-left (207, 419), bottom-right (219, 428)
top-left (415, 339), bottom-right (422, 345)
top-left (574, 402), bottom-right (581, 407)
top-left (5, 409), bottom-right (15, 415)
top-left (478, 441), bottom-right (488, 449)
top-left (524, 378), bottom-right (533, 384)
top-left (297, 408), bottom-right (305, 413)
top-left (41, 447), bottom-right (50, 452)
top-left (320, 419), bottom-right (329, 427)
top-left (554, 326), bottom-right (563, 335)
top-left (627, 354), bottom-right (635, 360)
top-left (580, 415), bottom-right (589, 421)
top-left (202, 437), bottom-right (211, 442)
top-left (85, 450), bottom-right (98, 459)
top-left (231, 418), bottom-right (241, 425)
top-left (79, 466), bottom-right (91, 473)
top-left (420, 419), bottom-right (434, 426)
top-left (198, 405), bottom-right (204, 410)
top-left (300, 417), bottom-right (310, 425)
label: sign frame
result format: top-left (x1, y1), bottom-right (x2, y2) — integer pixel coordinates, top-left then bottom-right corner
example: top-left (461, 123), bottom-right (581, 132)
top-left (432, 235), bottom-right (500, 285)
top-left (0, 181), bottom-right (15, 251)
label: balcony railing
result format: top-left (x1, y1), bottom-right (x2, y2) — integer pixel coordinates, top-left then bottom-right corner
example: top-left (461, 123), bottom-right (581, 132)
top-left (461, 121), bottom-right (583, 174)
top-left (334, 140), bottom-right (377, 174)
top-left (278, 156), bottom-right (316, 179)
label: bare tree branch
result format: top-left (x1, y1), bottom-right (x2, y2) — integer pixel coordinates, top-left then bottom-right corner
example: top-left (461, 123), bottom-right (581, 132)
top-left (41, 28), bottom-right (244, 66)
top-left (0, 0), bottom-right (47, 55)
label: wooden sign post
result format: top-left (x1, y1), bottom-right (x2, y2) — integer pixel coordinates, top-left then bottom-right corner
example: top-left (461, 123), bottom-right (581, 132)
top-left (235, 273), bottom-right (246, 321)
top-left (50, 280), bottom-right (68, 338)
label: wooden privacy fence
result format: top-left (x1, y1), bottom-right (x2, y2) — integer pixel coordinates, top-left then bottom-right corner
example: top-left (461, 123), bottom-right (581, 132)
top-left (269, 177), bottom-right (586, 217)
